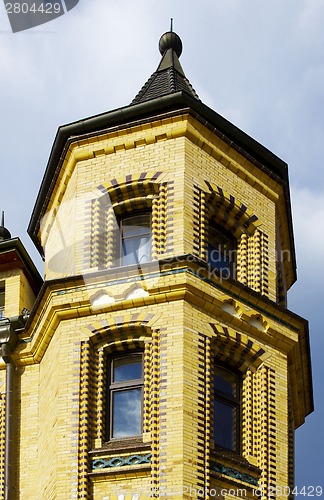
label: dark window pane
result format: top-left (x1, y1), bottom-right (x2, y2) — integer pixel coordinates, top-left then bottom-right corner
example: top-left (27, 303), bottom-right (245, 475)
top-left (113, 355), bottom-right (142, 382)
top-left (112, 388), bottom-right (142, 438)
top-left (214, 399), bottom-right (237, 451)
top-left (214, 366), bottom-right (237, 397)
top-left (208, 225), bottom-right (236, 276)
top-left (208, 243), bottom-right (232, 273)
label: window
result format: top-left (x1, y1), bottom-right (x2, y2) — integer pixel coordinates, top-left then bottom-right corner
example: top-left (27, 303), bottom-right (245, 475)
top-left (0, 287), bottom-right (4, 319)
top-left (119, 213), bottom-right (151, 266)
top-left (208, 223), bottom-right (236, 278)
top-left (214, 364), bottom-right (241, 452)
top-left (107, 353), bottom-right (143, 440)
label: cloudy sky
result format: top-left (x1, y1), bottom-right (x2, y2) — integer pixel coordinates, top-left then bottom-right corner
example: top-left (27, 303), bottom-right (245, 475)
top-left (1, 0), bottom-right (323, 492)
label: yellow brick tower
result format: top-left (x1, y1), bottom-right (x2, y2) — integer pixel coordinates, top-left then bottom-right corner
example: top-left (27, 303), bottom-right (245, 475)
top-left (0, 30), bottom-right (313, 499)
top-left (0, 213), bottom-right (42, 499)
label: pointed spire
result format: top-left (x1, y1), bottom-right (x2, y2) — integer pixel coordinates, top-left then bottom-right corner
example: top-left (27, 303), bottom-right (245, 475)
top-left (131, 28), bottom-right (199, 105)
top-left (0, 211), bottom-right (12, 242)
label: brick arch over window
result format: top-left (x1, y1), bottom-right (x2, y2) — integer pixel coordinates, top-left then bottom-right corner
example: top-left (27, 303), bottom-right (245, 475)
top-left (98, 172), bottom-right (162, 204)
top-left (77, 314), bottom-right (161, 497)
top-left (205, 181), bottom-right (261, 237)
top-left (193, 182), bottom-right (270, 296)
top-left (85, 171), bottom-right (174, 270)
top-left (209, 323), bottom-right (269, 372)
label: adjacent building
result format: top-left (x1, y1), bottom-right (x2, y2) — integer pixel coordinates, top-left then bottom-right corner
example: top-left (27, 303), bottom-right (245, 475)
top-left (0, 30), bottom-right (313, 499)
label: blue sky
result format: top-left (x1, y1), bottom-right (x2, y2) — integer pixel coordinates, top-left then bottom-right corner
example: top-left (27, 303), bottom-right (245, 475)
top-left (1, 0), bottom-right (323, 492)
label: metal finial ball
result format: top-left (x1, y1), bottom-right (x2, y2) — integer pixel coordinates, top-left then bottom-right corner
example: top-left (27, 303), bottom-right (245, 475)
top-left (159, 32), bottom-right (182, 57)
top-left (0, 226), bottom-right (11, 242)
top-left (0, 210), bottom-right (11, 242)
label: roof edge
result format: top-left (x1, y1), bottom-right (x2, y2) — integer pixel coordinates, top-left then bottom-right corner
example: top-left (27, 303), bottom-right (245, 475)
top-left (0, 237), bottom-right (43, 293)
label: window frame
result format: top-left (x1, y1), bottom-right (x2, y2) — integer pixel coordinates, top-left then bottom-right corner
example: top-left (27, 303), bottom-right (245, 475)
top-left (207, 222), bottom-right (237, 279)
top-left (213, 361), bottom-right (242, 453)
top-left (117, 211), bottom-right (152, 267)
top-left (0, 285), bottom-right (5, 319)
top-left (106, 351), bottom-right (144, 442)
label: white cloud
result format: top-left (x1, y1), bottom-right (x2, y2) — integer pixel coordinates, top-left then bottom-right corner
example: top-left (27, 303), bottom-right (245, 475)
top-left (291, 187), bottom-right (324, 262)
top-left (296, 0), bottom-right (324, 42)
top-left (288, 186), bottom-right (324, 320)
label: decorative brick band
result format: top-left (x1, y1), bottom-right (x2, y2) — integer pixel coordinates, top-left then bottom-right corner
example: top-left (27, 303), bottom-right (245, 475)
top-left (197, 333), bottom-right (211, 494)
top-left (77, 341), bottom-right (92, 498)
top-left (193, 186), bottom-right (206, 259)
top-left (92, 453), bottom-right (152, 470)
top-left (247, 230), bottom-right (270, 297)
top-left (210, 461), bottom-right (259, 487)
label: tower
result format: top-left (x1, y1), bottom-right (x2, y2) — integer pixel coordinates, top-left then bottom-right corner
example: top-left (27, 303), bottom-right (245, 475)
top-left (0, 31), bottom-right (313, 499)
top-left (0, 213), bottom-right (42, 500)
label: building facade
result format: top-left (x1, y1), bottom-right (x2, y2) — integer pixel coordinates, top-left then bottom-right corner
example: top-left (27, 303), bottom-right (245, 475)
top-left (0, 31), bottom-right (313, 499)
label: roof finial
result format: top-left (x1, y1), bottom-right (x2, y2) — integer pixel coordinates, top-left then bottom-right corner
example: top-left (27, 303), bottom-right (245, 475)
top-left (170, 18), bottom-right (173, 32)
top-left (159, 29), bottom-right (182, 58)
top-left (0, 211), bottom-right (11, 242)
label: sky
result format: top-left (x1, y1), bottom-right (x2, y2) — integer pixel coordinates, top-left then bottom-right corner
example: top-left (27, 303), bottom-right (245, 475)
top-left (0, 0), bottom-right (323, 493)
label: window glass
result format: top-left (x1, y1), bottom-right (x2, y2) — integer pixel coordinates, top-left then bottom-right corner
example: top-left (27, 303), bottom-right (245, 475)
top-left (0, 288), bottom-right (4, 319)
top-left (108, 353), bottom-right (143, 440)
top-left (113, 355), bottom-right (142, 382)
top-left (214, 399), bottom-right (237, 451)
top-left (208, 224), bottom-right (236, 277)
top-left (120, 213), bottom-right (151, 266)
top-left (214, 363), bottom-right (241, 452)
top-left (112, 388), bottom-right (142, 438)
top-left (214, 366), bottom-right (237, 397)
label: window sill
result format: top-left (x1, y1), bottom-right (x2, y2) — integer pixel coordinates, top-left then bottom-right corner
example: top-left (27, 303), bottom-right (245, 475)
top-left (210, 447), bottom-right (261, 488)
top-left (89, 439), bottom-right (151, 476)
top-left (89, 436), bottom-right (150, 455)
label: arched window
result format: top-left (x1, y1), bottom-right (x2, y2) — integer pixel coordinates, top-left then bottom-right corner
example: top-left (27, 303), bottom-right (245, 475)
top-left (118, 213), bottom-right (151, 266)
top-left (214, 363), bottom-right (241, 452)
top-left (107, 352), bottom-right (144, 440)
top-left (90, 172), bottom-right (169, 271)
top-left (208, 223), bottom-right (236, 279)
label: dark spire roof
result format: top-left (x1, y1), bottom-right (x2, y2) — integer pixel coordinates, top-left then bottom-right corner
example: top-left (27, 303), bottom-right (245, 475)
top-left (0, 211), bottom-right (11, 242)
top-left (131, 30), bottom-right (199, 105)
